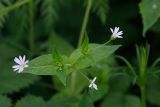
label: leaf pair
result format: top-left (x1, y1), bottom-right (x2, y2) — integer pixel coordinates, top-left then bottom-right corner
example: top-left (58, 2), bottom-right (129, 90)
top-left (23, 36), bottom-right (120, 86)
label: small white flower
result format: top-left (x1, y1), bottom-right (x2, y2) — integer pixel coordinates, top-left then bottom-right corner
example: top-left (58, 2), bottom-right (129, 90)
top-left (89, 77), bottom-right (98, 90)
top-left (12, 55), bottom-right (29, 73)
top-left (110, 27), bottom-right (123, 39)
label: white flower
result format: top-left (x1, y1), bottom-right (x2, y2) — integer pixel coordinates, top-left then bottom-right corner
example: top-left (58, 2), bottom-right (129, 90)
top-left (110, 27), bottom-right (123, 39)
top-left (12, 55), bottom-right (29, 73)
top-left (89, 77), bottom-right (98, 90)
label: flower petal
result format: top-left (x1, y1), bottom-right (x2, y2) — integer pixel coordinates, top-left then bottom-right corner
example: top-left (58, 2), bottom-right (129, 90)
top-left (117, 35), bottom-right (123, 38)
top-left (25, 60), bottom-right (29, 64)
top-left (92, 77), bottom-right (96, 83)
top-left (13, 67), bottom-right (19, 71)
top-left (14, 57), bottom-right (21, 65)
top-left (110, 28), bottom-right (113, 33)
top-left (18, 67), bottom-right (24, 73)
top-left (89, 83), bottom-right (92, 88)
top-left (19, 56), bottom-right (23, 63)
top-left (12, 65), bottom-right (20, 69)
top-left (22, 55), bottom-right (26, 63)
top-left (93, 83), bottom-right (98, 90)
top-left (114, 27), bottom-right (119, 34)
top-left (116, 31), bottom-right (123, 36)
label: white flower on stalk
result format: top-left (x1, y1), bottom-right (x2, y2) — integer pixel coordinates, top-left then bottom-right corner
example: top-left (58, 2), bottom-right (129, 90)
top-left (12, 55), bottom-right (29, 73)
top-left (110, 27), bottom-right (123, 39)
top-left (89, 77), bottom-right (98, 90)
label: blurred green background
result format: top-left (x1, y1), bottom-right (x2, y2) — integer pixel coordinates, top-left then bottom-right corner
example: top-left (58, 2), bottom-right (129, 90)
top-left (1, 0), bottom-right (160, 107)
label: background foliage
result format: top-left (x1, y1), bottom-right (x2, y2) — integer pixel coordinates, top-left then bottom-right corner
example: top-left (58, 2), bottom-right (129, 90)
top-left (0, 0), bottom-right (160, 107)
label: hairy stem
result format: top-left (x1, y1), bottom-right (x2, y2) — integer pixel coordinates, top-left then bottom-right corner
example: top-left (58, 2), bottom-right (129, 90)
top-left (137, 45), bottom-right (149, 107)
top-left (71, 71), bottom-right (77, 93)
top-left (77, 0), bottom-right (93, 47)
top-left (140, 86), bottom-right (146, 107)
top-left (29, 0), bottom-right (34, 57)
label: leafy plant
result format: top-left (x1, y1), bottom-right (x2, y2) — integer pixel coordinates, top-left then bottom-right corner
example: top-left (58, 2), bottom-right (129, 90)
top-left (0, 0), bottom-right (160, 107)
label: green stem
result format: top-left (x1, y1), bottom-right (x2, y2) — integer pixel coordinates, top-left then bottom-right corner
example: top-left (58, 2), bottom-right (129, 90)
top-left (77, 0), bottom-right (93, 47)
top-left (79, 71), bottom-right (90, 81)
top-left (139, 69), bottom-right (147, 107)
top-left (71, 71), bottom-right (90, 94)
top-left (71, 0), bottom-right (93, 94)
top-left (137, 45), bottom-right (148, 107)
top-left (71, 71), bottom-right (76, 93)
top-left (140, 86), bottom-right (146, 107)
top-left (101, 39), bottom-right (112, 46)
top-left (93, 39), bottom-right (112, 51)
top-left (29, 0), bottom-right (34, 57)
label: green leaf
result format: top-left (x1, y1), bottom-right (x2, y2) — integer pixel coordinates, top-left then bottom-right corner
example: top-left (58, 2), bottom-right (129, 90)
top-left (56, 70), bottom-right (67, 86)
top-left (0, 3), bottom-right (7, 27)
top-left (15, 95), bottom-right (46, 107)
top-left (92, 0), bottom-right (109, 24)
top-left (70, 44), bottom-right (120, 70)
top-left (0, 62), bottom-right (39, 94)
top-left (109, 75), bottom-right (131, 93)
top-left (24, 44), bottom-right (120, 86)
top-left (139, 0), bottom-right (160, 36)
top-left (23, 54), bottom-right (68, 86)
top-left (0, 95), bottom-right (12, 107)
top-left (116, 56), bottom-right (136, 76)
top-left (8, 7), bottom-right (28, 40)
top-left (124, 95), bottom-right (140, 107)
top-left (79, 93), bottom-right (94, 107)
top-left (147, 77), bottom-right (160, 106)
top-left (23, 54), bottom-right (57, 75)
top-left (100, 92), bottom-right (123, 107)
top-left (101, 93), bottom-right (140, 107)
top-left (89, 84), bottom-right (109, 102)
top-left (47, 93), bottom-right (79, 107)
top-left (48, 33), bottom-right (74, 56)
top-left (0, 0), bottom-right (12, 27)
top-left (0, 0), bottom-right (12, 5)
top-left (0, 42), bottom-right (21, 61)
top-left (116, 55), bottom-right (137, 84)
top-left (0, 0), bottom-right (30, 15)
top-left (41, 0), bottom-right (58, 33)
top-left (0, 14), bottom-right (7, 27)
top-left (68, 71), bottom-right (89, 94)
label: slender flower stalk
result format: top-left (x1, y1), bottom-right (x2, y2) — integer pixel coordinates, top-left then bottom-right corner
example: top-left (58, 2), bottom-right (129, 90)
top-left (12, 55), bottom-right (29, 73)
top-left (89, 77), bottom-right (98, 90)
